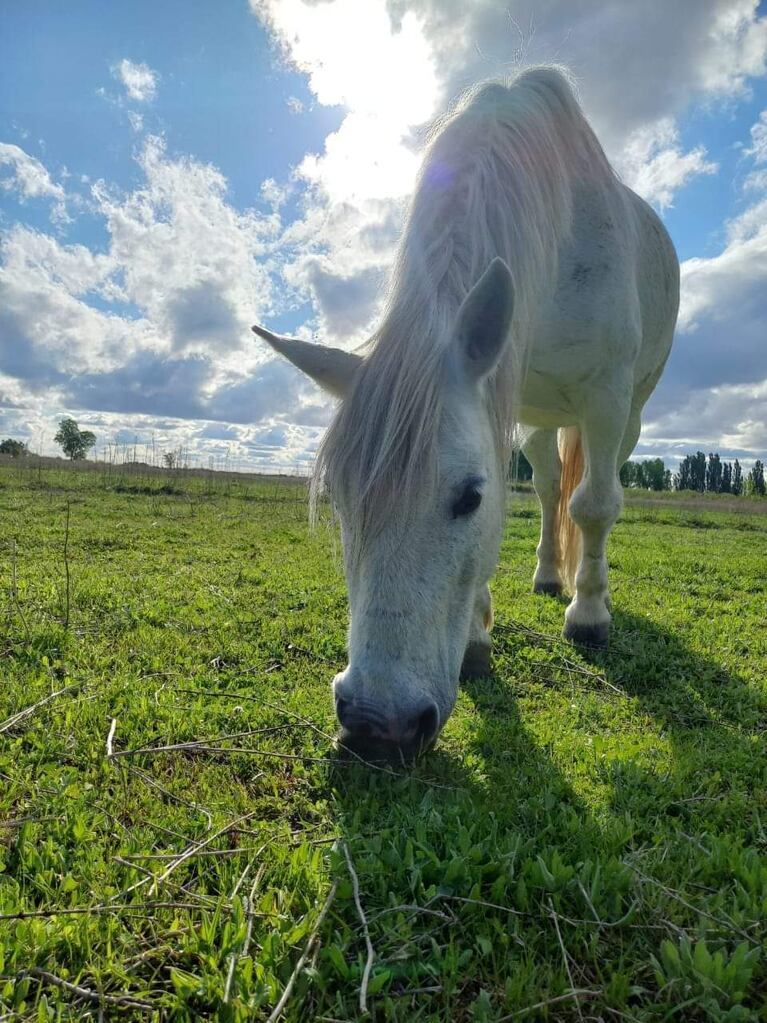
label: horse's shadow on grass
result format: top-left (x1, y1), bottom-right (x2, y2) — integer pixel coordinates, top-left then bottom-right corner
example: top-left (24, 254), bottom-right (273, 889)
top-left (323, 610), bottom-right (765, 1017)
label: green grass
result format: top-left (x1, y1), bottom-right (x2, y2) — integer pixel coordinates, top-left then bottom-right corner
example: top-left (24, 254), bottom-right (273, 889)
top-left (1, 465), bottom-right (766, 1021)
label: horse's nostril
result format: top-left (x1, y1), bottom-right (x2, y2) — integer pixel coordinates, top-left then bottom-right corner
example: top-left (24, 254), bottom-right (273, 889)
top-left (413, 700), bottom-right (440, 748)
top-left (335, 697), bottom-right (350, 727)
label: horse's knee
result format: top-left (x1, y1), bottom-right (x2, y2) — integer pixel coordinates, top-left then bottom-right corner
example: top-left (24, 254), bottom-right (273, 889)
top-left (568, 479), bottom-right (622, 533)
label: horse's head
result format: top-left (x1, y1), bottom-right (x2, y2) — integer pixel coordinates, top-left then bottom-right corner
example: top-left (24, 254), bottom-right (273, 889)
top-left (253, 259), bottom-right (514, 761)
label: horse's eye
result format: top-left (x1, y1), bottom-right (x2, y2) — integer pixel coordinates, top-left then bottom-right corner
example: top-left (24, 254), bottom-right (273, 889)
top-left (452, 485), bottom-right (482, 518)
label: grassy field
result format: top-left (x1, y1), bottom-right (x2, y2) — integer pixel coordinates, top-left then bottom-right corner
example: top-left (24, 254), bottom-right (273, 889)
top-left (1, 465), bottom-right (766, 1021)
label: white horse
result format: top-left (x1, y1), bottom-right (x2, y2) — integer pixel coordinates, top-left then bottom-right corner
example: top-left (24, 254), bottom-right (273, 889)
top-left (253, 67), bottom-right (679, 760)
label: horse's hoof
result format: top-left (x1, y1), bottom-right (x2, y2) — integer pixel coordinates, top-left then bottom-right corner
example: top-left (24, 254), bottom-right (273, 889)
top-left (460, 641), bottom-right (492, 680)
top-left (533, 580), bottom-right (562, 597)
top-left (563, 620), bottom-right (610, 648)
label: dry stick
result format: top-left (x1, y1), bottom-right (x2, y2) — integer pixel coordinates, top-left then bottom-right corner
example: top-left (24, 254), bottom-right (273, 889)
top-left (120, 846), bottom-right (265, 861)
top-left (496, 989), bottom-right (602, 1022)
top-left (125, 763), bottom-right (214, 828)
top-left (629, 866), bottom-right (757, 944)
top-left (266, 882), bottom-right (338, 1023)
top-left (223, 862), bottom-right (265, 1003)
top-left (0, 683), bottom-right (80, 735)
top-left (0, 901), bottom-right (223, 922)
top-left (547, 897), bottom-right (584, 1023)
top-left (112, 857), bottom-right (221, 909)
top-left (106, 717), bottom-right (117, 758)
top-left (62, 499), bottom-right (71, 631)
top-left (150, 811), bottom-right (258, 895)
top-left (342, 842), bottom-right (375, 1015)
top-left (25, 967), bottom-right (154, 1010)
top-left (10, 538), bottom-right (31, 642)
top-left (108, 725), bottom-right (290, 760)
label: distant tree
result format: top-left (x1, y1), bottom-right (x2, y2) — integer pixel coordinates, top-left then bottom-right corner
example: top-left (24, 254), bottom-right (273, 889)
top-left (676, 451), bottom-right (707, 492)
top-left (510, 449), bottom-right (533, 482)
top-left (0, 438), bottom-right (29, 457)
top-left (746, 459), bottom-right (766, 497)
top-left (641, 458), bottom-right (668, 492)
top-left (620, 459), bottom-right (670, 491)
top-left (720, 461), bottom-right (732, 494)
top-left (54, 418), bottom-right (96, 460)
top-left (693, 451), bottom-right (707, 492)
top-left (706, 452), bottom-right (722, 493)
top-left (732, 459), bottom-right (743, 496)
top-left (163, 451), bottom-right (177, 469)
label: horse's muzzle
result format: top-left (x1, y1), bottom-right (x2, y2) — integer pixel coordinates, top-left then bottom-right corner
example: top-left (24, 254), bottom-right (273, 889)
top-left (333, 684), bottom-right (440, 763)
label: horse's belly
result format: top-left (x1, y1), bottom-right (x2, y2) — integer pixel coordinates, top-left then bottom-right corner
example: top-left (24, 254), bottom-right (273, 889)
top-left (518, 404), bottom-right (576, 429)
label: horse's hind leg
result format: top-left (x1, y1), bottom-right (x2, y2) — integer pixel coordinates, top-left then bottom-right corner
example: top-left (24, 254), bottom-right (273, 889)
top-left (522, 428), bottom-right (563, 597)
top-left (563, 399), bottom-right (631, 647)
top-left (461, 583), bottom-right (493, 679)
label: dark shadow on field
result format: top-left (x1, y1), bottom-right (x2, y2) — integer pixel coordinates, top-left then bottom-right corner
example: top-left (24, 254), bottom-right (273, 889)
top-left (319, 610), bottom-right (766, 1019)
top-left (576, 609), bottom-right (767, 839)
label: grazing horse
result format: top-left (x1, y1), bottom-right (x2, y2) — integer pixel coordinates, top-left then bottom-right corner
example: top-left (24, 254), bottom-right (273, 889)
top-left (253, 66), bottom-right (679, 760)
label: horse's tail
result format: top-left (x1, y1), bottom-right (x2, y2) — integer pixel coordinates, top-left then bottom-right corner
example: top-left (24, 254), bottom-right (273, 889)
top-left (557, 426), bottom-right (584, 593)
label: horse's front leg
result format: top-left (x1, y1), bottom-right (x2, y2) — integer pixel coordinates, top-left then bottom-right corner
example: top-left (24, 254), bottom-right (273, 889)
top-left (564, 403), bottom-right (629, 647)
top-left (460, 583), bottom-right (493, 679)
top-left (522, 428), bottom-right (563, 596)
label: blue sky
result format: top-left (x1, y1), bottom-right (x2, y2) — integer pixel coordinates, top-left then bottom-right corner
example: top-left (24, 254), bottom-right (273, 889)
top-left (1, 0), bottom-right (766, 470)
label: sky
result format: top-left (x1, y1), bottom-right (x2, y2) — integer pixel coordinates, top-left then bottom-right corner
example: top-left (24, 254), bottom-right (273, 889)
top-left (1, 0), bottom-right (766, 472)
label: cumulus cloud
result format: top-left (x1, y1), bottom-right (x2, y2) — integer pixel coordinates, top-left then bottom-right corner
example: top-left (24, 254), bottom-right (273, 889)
top-left (0, 135), bottom-right (293, 435)
top-left (616, 119), bottom-right (717, 209)
top-left (112, 59), bottom-right (158, 103)
top-left (641, 113), bottom-right (767, 457)
top-left (0, 143), bottom-right (69, 223)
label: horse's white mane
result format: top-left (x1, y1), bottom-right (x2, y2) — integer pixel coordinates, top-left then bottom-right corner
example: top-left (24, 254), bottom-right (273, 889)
top-left (313, 66), bottom-right (620, 560)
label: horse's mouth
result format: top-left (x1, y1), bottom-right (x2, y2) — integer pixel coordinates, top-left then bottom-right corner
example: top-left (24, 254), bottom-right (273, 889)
top-left (335, 727), bottom-right (437, 767)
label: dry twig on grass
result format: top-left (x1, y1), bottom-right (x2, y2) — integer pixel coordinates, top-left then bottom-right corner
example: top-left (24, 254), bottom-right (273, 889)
top-left (342, 841), bottom-right (375, 1015)
top-left (496, 988), bottom-right (602, 1021)
top-left (547, 897), bottom-right (584, 1023)
top-left (25, 967), bottom-right (154, 1011)
top-left (0, 683), bottom-right (80, 735)
top-left (267, 883), bottom-right (338, 1023)
top-left (149, 811), bottom-right (258, 895)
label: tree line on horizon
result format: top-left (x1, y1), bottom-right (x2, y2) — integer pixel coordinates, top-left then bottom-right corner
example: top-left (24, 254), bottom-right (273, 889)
top-left (2, 427), bottom-right (766, 497)
top-left (513, 448), bottom-right (767, 496)
top-left (619, 451), bottom-right (766, 496)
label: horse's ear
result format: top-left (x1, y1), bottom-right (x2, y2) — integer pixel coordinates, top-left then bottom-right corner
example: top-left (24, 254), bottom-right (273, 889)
top-left (453, 258), bottom-right (515, 381)
top-left (251, 325), bottom-right (362, 398)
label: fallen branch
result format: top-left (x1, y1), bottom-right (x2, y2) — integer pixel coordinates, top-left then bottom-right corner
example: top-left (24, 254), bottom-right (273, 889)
top-left (0, 684), bottom-right (79, 735)
top-left (343, 842), bottom-right (375, 1015)
top-left (547, 897), bottom-right (584, 1023)
top-left (108, 725), bottom-right (289, 760)
top-left (267, 883), bottom-right (338, 1023)
top-left (106, 717), bottom-right (117, 758)
top-left (25, 966), bottom-right (154, 1010)
top-left (150, 811), bottom-right (258, 895)
top-left (496, 988), bottom-right (602, 1021)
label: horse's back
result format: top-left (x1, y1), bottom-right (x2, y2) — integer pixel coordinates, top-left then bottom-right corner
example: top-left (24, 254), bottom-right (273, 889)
top-left (520, 176), bottom-right (678, 426)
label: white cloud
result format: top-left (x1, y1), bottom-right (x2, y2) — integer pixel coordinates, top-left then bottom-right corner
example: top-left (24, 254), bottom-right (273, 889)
top-left (0, 137), bottom-right (313, 441)
top-left (112, 59), bottom-right (158, 103)
top-left (92, 135), bottom-right (279, 358)
top-left (641, 187), bottom-right (767, 456)
top-left (0, 143), bottom-right (69, 223)
top-left (616, 119), bottom-right (717, 210)
top-left (643, 379), bottom-right (767, 456)
top-left (254, 0), bottom-right (438, 203)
